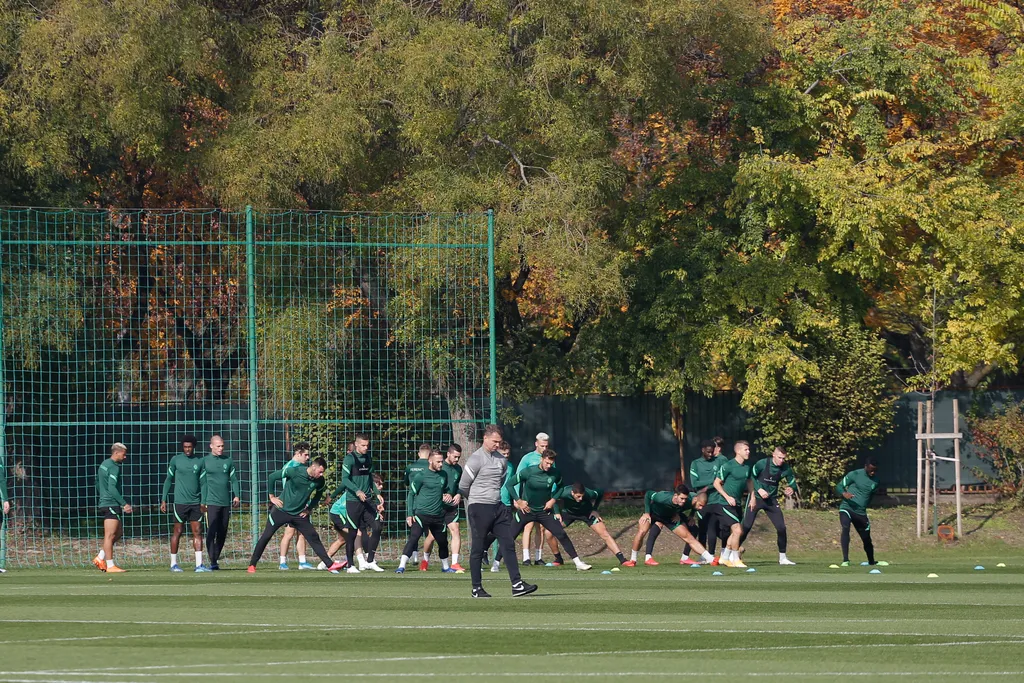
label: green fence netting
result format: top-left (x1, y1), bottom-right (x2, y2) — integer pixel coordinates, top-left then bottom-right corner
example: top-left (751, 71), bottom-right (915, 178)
top-left (0, 207), bottom-right (495, 568)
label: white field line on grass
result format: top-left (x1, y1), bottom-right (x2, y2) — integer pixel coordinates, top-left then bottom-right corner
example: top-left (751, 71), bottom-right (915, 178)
top-left (4, 639), bottom-right (1024, 677)
top-left (6, 675), bottom-right (1024, 679)
top-left (1, 621), bottom-right (1023, 647)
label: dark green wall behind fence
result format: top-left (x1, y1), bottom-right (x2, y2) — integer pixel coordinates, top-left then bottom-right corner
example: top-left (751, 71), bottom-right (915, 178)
top-left (503, 391), bottom-right (1018, 493)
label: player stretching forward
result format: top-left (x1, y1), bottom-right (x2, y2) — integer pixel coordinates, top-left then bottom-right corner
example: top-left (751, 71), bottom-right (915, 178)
top-left (339, 434), bottom-right (385, 572)
top-left (516, 432), bottom-right (549, 565)
top-left (552, 483), bottom-right (627, 565)
top-left (423, 444), bottom-right (464, 571)
top-left (738, 446), bottom-right (797, 565)
top-left (836, 458), bottom-right (887, 567)
top-left (93, 442), bottom-right (132, 573)
top-left (396, 450), bottom-right (458, 573)
top-left (505, 450), bottom-right (591, 571)
top-left (276, 443), bottom-right (311, 570)
top-left (160, 435), bottom-right (209, 572)
top-left (706, 441), bottom-right (752, 568)
top-left (248, 457), bottom-right (343, 573)
top-left (405, 443), bottom-right (432, 568)
top-left (623, 486), bottom-right (713, 566)
top-left (200, 435), bottom-right (240, 570)
top-left (680, 439), bottom-right (725, 565)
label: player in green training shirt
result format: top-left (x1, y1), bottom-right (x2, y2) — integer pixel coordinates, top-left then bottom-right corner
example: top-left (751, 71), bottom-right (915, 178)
top-left (395, 450), bottom-right (458, 573)
top-left (199, 435), bottom-right (239, 570)
top-left (739, 446), bottom-right (798, 565)
top-left (423, 443), bottom-right (464, 571)
top-left (836, 458), bottom-right (887, 567)
top-left (516, 432), bottom-right (549, 565)
top-left (93, 442), bottom-right (132, 573)
top-left (623, 486), bottom-right (714, 566)
top-left (680, 439), bottom-right (727, 564)
top-left (0, 449), bottom-right (10, 573)
top-left (505, 449), bottom-right (591, 571)
top-left (276, 442), bottom-right (312, 570)
top-left (335, 433), bottom-right (384, 571)
top-left (552, 483), bottom-right (627, 565)
top-left (160, 434), bottom-right (209, 572)
top-left (706, 440), bottom-right (753, 568)
top-left (247, 457), bottom-right (343, 573)
top-left (404, 443), bottom-right (432, 569)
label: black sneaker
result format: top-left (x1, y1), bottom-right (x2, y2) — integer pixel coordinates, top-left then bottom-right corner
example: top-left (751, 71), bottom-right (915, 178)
top-left (521, 559), bottom-right (532, 566)
top-left (472, 587), bottom-right (492, 598)
top-left (511, 580), bottom-right (538, 597)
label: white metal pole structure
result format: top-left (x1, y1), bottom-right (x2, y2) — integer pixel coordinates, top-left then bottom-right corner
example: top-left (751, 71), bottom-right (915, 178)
top-left (915, 399), bottom-right (965, 539)
top-left (916, 402), bottom-right (924, 537)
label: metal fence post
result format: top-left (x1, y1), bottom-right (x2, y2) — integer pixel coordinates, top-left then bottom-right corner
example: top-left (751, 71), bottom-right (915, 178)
top-left (245, 206), bottom-right (260, 546)
top-left (0, 225), bottom-right (6, 569)
top-left (487, 209), bottom-right (497, 425)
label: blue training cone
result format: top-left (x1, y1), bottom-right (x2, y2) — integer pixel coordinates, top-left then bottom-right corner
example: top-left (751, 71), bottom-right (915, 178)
top-left (974, 565), bottom-right (985, 570)
top-left (712, 571), bottom-right (724, 576)
top-left (601, 570), bottom-right (612, 575)
top-left (860, 561), bottom-right (870, 566)
top-left (869, 569), bottom-right (882, 574)
top-left (746, 568), bottom-right (756, 573)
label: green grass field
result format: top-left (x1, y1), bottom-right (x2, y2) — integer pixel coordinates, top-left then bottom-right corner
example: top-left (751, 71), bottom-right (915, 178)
top-left (2, 550), bottom-right (1023, 682)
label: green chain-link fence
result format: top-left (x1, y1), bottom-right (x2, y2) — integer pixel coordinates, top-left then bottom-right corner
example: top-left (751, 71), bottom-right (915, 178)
top-left (0, 207), bottom-right (495, 568)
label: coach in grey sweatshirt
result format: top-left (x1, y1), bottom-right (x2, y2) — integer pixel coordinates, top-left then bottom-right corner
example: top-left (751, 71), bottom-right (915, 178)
top-left (458, 425), bottom-right (535, 597)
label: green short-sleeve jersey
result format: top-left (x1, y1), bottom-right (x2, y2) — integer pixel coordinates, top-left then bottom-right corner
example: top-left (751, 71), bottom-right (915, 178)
top-left (707, 458), bottom-right (751, 506)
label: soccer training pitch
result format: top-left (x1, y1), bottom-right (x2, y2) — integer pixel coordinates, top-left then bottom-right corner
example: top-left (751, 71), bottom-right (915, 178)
top-left (1, 551), bottom-right (1023, 682)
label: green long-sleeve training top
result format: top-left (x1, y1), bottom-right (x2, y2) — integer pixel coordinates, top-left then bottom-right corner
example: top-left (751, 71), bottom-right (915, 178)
top-left (407, 468), bottom-right (450, 518)
top-left (555, 487), bottom-right (603, 518)
top-left (200, 454), bottom-right (240, 506)
top-left (161, 453), bottom-right (203, 505)
top-left (836, 468), bottom-right (878, 516)
top-left (644, 490), bottom-right (690, 519)
top-left (689, 454), bottom-right (726, 492)
top-left (269, 466), bottom-right (326, 515)
top-left (97, 458), bottom-right (127, 507)
top-left (505, 464), bottom-right (563, 510)
top-left (750, 458), bottom-right (799, 498)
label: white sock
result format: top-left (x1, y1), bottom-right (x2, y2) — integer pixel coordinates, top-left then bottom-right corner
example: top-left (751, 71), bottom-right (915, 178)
top-left (573, 557), bottom-right (586, 567)
top-left (645, 554), bottom-right (653, 561)
top-left (299, 554), bottom-right (307, 564)
top-left (399, 555), bottom-right (409, 569)
top-left (441, 558), bottom-right (450, 570)
top-left (195, 551), bottom-right (202, 568)
top-left (780, 552), bottom-right (788, 561)
top-left (523, 548), bottom-right (530, 561)
top-left (106, 557), bottom-right (117, 567)
top-left (452, 553), bottom-right (459, 564)
top-left (728, 549), bottom-right (738, 562)
top-left (357, 551), bottom-right (366, 564)
top-left (701, 551), bottom-right (714, 562)
top-left (630, 550), bottom-right (638, 562)
top-left (411, 551), bottom-right (419, 562)
top-left (681, 552), bottom-right (688, 561)
top-left (170, 553), bottom-right (178, 567)
top-left (280, 555), bottom-right (287, 564)
top-left (423, 553), bottom-right (430, 565)
top-left (534, 549), bottom-right (542, 561)
top-left (719, 549), bottom-right (728, 561)
top-left (97, 550), bottom-right (106, 560)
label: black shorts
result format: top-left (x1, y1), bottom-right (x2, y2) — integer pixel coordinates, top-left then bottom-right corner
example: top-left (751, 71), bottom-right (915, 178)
top-left (346, 497), bottom-right (378, 531)
top-left (707, 503), bottom-right (742, 527)
top-left (563, 513), bottom-right (600, 528)
top-left (443, 507), bottom-right (460, 526)
top-left (650, 512), bottom-right (681, 531)
top-left (100, 506), bottom-right (122, 521)
top-left (173, 504), bottom-right (202, 523)
top-left (329, 512), bottom-right (350, 534)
